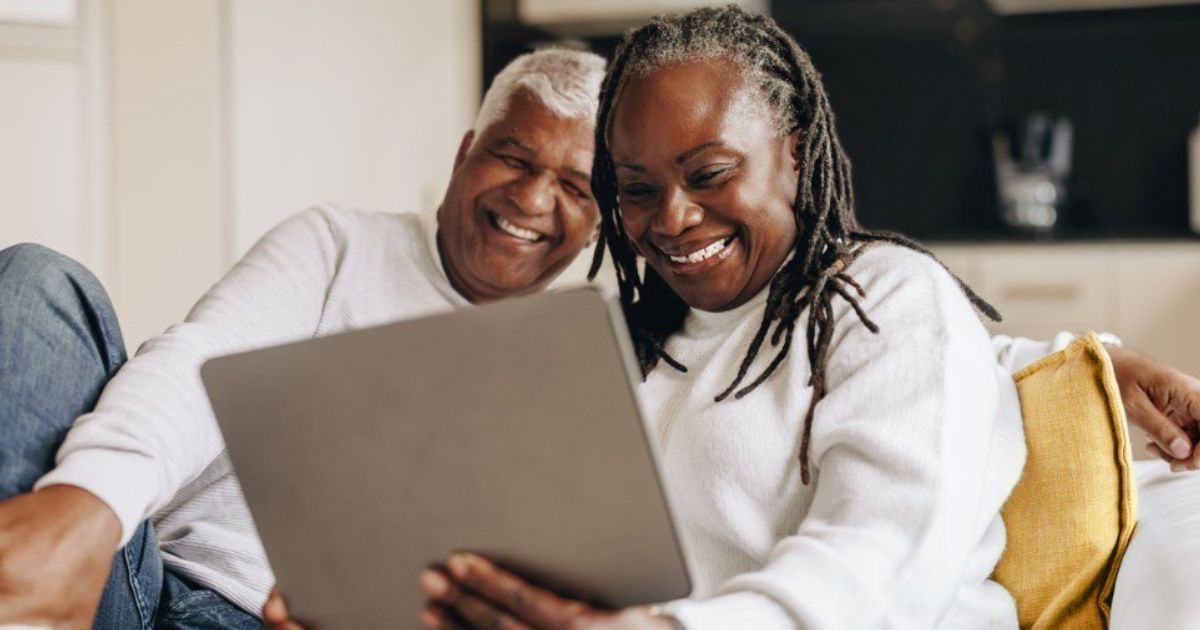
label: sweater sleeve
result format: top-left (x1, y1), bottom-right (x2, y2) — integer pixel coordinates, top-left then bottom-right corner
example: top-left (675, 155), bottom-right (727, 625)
top-left (667, 247), bottom-right (1022, 629)
top-left (34, 206), bottom-right (341, 546)
top-left (991, 332), bottom-right (1121, 374)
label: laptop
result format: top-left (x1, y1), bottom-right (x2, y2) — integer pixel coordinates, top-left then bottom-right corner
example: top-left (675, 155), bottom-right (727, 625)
top-left (201, 288), bottom-right (692, 626)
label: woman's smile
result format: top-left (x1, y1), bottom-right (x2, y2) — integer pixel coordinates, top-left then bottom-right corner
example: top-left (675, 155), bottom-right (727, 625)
top-left (655, 234), bottom-right (739, 277)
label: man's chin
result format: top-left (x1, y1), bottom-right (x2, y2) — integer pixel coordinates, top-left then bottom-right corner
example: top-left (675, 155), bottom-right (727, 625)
top-left (468, 269), bottom-right (551, 301)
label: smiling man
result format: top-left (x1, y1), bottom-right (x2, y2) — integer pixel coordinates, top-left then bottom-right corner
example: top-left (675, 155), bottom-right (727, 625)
top-left (438, 88), bottom-right (600, 303)
top-left (0, 48), bottom-right (605, 629)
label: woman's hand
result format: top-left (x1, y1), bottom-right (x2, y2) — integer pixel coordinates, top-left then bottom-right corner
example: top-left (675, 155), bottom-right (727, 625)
top-left (419, 553), bottom-right (674, 630)
top-left (1107, 344), bottom-right (1200, 471)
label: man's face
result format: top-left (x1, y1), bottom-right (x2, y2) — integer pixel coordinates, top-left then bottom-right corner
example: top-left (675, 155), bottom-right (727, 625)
top-left (437, 91), bottom-right (599, 303)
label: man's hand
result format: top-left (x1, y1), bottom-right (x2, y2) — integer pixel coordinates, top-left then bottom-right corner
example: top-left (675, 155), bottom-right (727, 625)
top-left (419, 553), bottom-right (673, 630)
top-left (0, 485), bottom-right (121, 630)
top-left (262, 588), bottom-right (306, 630)
top-left (1107, 344), bottom-right (1200, 472)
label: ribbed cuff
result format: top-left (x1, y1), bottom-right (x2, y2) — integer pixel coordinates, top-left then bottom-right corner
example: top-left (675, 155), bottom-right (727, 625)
top-left (665, 592), bottom-right (795, 630)
top-left (34, 449), bottom-right (160, 548)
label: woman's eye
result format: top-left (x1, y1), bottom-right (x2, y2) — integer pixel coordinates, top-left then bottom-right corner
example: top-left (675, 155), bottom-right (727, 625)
top-left (620, 184), bottom-right (656, 200)
top-left (692, 167), bottom-right (731, 186)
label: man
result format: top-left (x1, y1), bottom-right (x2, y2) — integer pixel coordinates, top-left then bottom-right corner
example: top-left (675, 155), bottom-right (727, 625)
top-left (0, 48), bottom-right (607, 629)
top-left (1, 47), bottom-right (1198, 630)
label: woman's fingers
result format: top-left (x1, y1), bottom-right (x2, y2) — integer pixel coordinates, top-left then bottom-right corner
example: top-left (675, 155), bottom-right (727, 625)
top-left (420, 566), bottom-right (534, 630)
top-left (419, 604), bottom-right (471, 630)
top-left (418, 553), bottom-right (595, 630)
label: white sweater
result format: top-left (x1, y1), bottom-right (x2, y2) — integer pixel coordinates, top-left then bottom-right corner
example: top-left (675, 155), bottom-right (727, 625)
top-left (649, 246), bottom-right (1028, 630)
top-left (36, 206), bottom-right (1059, 623)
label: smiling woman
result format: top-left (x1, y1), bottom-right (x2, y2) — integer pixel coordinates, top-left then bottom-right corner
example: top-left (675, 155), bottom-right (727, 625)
top-left (426, 6), bottom-right (1029, 630)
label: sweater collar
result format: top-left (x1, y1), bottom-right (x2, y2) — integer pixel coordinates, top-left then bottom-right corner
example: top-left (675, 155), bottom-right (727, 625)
top-left (420, 211), bottom-right (471, 309)
top-left (682, 283), bottom-right (772, 338)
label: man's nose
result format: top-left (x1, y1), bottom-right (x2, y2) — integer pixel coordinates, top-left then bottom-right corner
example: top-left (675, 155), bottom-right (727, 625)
top-left (508, 170), bottom-right (557, 216)
top-left (650, 187), bottom-right (703, 238)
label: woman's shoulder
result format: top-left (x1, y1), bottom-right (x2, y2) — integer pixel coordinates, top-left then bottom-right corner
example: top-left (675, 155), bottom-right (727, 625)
top-left (832, 242), bottom-right (987, 342)
top-left (822, 243), bottom-right (993, 380)
top-left (843, 243), bottom-right (964, 303)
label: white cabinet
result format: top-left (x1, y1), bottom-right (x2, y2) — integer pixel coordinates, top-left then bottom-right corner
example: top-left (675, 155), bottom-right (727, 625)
top-left (1113, 244), bottom-right (1200, 379)
top-left (975, 246), bottom-right (1115, 340)
top-left (930, 242), bottom-right (1200, 378)
top-left (930, 241), bottom-right (1200, 460)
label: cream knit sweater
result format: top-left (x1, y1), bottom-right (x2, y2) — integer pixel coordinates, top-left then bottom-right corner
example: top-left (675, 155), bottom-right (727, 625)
top-left (650, 246), bottom-right (1028, 629)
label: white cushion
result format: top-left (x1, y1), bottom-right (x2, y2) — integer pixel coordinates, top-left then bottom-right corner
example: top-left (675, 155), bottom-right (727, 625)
top-left (1110, 460), bottom-right (1200, 629)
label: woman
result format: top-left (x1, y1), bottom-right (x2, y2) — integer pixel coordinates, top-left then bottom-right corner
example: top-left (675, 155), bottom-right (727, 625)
top-left (408, 7), bottom-right (1024, 629)
top-left (269, 6), bottom-right (1024, 629)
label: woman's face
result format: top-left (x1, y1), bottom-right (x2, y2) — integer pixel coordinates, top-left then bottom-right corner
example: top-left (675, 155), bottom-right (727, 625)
top-left (609, 59), bottom-right (802, 312)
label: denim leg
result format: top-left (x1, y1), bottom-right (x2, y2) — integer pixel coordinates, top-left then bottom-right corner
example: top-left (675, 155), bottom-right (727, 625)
top-left (0, 244), bottom-right (163, 629)
top-left (156, 571), bottom-right (261, 630)
top-left (93, 521), bottom-right (164, 630)
top-left (0, 243), bottom-right (127, 496)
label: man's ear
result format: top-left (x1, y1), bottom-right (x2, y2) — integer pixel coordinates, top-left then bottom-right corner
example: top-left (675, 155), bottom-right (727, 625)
top-left (586, 223), bottom-right (601, 247)
top-left (453, 130), bottom-right (475, 170)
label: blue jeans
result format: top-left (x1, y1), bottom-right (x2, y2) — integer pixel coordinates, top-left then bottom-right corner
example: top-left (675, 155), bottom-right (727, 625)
top-left (0, 244), bottom-right (259, 630)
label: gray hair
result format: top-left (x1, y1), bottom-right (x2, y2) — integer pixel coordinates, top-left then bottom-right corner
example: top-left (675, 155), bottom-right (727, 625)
top-left (473, 48), bottom-right (607, 138)
top-left (621, 7), bottom-right (799, 137)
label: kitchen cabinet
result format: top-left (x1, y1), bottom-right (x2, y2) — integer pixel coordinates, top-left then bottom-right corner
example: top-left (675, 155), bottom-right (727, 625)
top-left (929, 241), bottom-right (1200, 460)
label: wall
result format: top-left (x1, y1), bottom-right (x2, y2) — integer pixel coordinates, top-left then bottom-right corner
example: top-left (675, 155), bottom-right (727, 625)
top-left (0, 1), bottom-right (482, 350)
top-left (108, 0), bottom-right (226, 351)
top-left (0, 3), bottom-right (97, 276)
top-left (227, 0), bottom-right (481, 257)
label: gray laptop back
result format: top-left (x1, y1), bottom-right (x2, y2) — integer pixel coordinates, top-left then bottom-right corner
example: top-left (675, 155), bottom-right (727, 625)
top-left (202, 288), bottom-right (691, 627)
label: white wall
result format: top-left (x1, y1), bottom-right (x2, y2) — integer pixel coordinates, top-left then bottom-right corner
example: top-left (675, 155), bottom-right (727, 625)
top-left (227, 0), bottom-right (481, 257)
top-left (0, 11), bottom-right (94, 273)
top-left (1, 1), bottom-right (482, 350)
top-left (108, 0), bottom-right (226, 351)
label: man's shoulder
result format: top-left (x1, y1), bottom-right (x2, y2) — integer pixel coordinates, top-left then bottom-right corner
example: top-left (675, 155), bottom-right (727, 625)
top-left (302, 203), bottom-right (425, 239)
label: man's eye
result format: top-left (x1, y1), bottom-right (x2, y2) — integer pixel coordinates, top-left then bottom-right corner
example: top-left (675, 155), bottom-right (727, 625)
top-left (492, 152), bottom-right (528, 170)
top-left (561, 180), bottom-right (590, 199)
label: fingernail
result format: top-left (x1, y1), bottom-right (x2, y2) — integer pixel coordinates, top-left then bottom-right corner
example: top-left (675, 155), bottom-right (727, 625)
top-left (448, 553), bottom-right (471, 578)
top-left (420, 570), bottom-right (449, 597)
top-left (1171, 462), bottom-right (1185, 473)
top-left (419, 607), bottom-right (441, 628)
top-left (1170, 437), bottom-right (1191, 459)
top-left (420, 607), bottom-right (444, 624)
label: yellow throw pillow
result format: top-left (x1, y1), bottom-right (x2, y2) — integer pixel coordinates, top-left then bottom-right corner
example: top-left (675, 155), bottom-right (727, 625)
top-left (993, 331), bottom-right (1138, 630)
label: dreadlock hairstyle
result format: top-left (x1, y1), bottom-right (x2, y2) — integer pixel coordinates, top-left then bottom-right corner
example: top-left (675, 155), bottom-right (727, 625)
top-left (587, 5), bottom-right (1000, 484)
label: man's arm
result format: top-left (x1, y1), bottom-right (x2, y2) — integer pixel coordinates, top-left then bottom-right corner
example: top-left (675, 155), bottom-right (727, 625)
top-left (35, 206), bottom-right (341, 545)
top-left (992, 333), bottom-right (1200, 470)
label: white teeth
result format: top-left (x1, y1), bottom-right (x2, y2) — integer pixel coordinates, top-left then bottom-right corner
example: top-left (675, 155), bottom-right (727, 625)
top-left (668, 237), bottom-right (732, 264)
top-left (494, 214), bottom-right (541, 242)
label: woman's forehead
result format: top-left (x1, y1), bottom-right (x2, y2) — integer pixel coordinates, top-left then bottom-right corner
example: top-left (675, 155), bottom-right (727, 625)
top-left (609, 61), bottom-right (770, 159)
